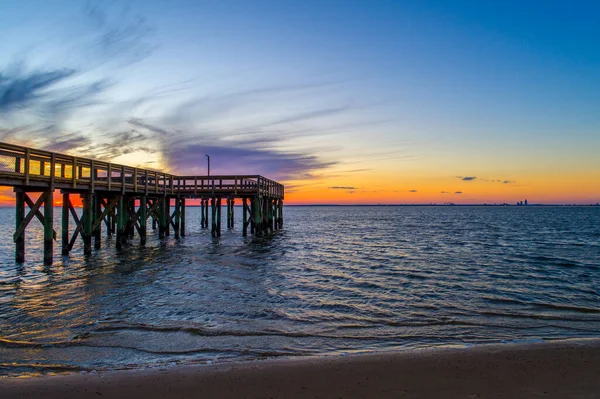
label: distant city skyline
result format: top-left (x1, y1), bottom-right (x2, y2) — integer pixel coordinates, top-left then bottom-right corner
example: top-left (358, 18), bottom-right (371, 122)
top-left (1, 1), bottom-right (599, 205)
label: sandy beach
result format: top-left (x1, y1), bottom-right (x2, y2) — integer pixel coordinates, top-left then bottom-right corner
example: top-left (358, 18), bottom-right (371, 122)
top-left (2, 339), bottom-right (600, 398)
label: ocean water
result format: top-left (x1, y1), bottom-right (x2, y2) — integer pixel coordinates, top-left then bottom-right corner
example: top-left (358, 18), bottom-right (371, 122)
top-left (0, 205), bottom-right (599, 376)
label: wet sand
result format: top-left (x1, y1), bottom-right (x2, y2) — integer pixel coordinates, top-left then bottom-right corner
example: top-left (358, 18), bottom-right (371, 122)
top-left (2, 339), bottom-right (600, 398)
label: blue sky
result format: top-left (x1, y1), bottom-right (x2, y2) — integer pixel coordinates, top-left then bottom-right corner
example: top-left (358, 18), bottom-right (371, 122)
top-left (0, 0), bottom-right (598, 203)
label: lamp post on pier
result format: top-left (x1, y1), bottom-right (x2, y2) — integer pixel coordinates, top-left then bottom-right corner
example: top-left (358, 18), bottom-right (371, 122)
top-left (205, 154), bottom-right (210, 176)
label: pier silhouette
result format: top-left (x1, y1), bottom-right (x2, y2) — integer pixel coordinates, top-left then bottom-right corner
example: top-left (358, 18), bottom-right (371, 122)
top-left (0, 142), bottom-right (284, 264)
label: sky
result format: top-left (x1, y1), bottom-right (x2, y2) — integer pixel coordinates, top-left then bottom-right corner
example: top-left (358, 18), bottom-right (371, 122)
top-left (0, 0), bottom-right (599, 205)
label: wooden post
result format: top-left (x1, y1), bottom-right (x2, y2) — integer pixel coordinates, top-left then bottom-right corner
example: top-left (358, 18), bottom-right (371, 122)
top-left (116, 195), bottom-right (126, 249)
top-left (226, 199), bottom-right (231, 229)
top-left (250, 197), bottom-right (256, 235)
top-left (242, 198), bottom-right (248, 236)
top-left (165, 197), bottom-right (171, 237)
top-left (230, 199), bottom-right (235, 228)
top-left (262, 197), bottom-right (269, 234)
top-left (205, 199), bottom-right (209, 228)
top-left (252, 197), bottom-right (261, 237)
top-left (126, 198), bottom-right (135, 239)
top-left (273, 199), bottom-right (277, 231)
top-left (93, 194), bottom-right (102, 249)
top-left (180, 197), bottom-right (186, 237)
top-left (15, 190), bottom-right (25, 263)
top-left (211, 198), bottom-right (217, 237)
top-left (159, 197), bottom-right (167, 239)
top-left (111, 207), bottom-right (116, 236)
top-left (106, 210), bottom-right (112, 237)
top-left (81, 192), bottom-right (92, 255)
top-left (140, 195), bottom-right (147, 246)
top-left (279, 199), bottom-right (284, 228)
top-left (216, 197), bottom-right (222, 237)
top-left (174, 197), bottom-right (181, 239)
top-left (43, 190), bottom-right (53, 264)
top-left (201, 199), bottom-right (206, 228)
top-left (62, 192), bottom-right (69, 255)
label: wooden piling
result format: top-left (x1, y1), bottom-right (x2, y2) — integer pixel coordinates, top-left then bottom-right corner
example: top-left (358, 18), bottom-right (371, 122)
top-left (226, 199), bottom-right (231, 229)
top-left (252, 197), bottom-right (261, 236)
top-left (93, 194), bottom-right (101, 249)
top-left (174, 197), bottom-right (181, 239)
top-left (211, 198), bottom-right (217, 237)
top-left (81, 193), bottom-right (92, 255)
top-left (217, 197), bottom-right (222, 237)
top-left (140, 195), bottom-right (147, 246)
top-left (242, 198), bottom-right (248, 236)
top-left (165, 198), bottom-right (171, 237)
top-left (201, 198), bottom-right (206, 228)
top-left (117, 196), bottom-right (126, 248)
top-left (230, 199), bottom-right (234, 228)
top-left (126, 198), bottom-right (135, 239)
top-left (279, 199), bottom-right (283, 228)
top-left (43, 190), bottom-right (53, 264)
top-left (62, 192), bottom-right (69, 255)
top-left (250, 197), bottom-right (256, 235)
top-left (159, 197), bottom-right (167, 239)
top-left (204, 199), bottom-right (209, 228)
top-left (180, 197), bottom-right (186, 237)
top-left (15, 190), bottom-right (25, 263)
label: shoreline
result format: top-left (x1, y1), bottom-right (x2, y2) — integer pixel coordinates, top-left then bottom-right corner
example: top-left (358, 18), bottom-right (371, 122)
top-left (2, 339), bottom-right (600, 398)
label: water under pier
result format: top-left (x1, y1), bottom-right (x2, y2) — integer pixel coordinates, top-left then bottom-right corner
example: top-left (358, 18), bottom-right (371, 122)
top-left (0, 142), bottom-right (284, 264)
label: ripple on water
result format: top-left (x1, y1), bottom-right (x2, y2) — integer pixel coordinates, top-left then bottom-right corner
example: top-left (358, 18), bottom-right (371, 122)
top-left (0, 205), bottom-right (599, 375)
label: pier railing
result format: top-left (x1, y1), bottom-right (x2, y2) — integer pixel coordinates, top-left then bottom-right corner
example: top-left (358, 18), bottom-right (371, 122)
top-left (0, 142), bottom-right (284, 199)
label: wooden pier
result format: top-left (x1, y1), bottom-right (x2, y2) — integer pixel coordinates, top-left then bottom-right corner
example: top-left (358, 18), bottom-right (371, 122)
top-left (0, 142), bottom-right (284, 264)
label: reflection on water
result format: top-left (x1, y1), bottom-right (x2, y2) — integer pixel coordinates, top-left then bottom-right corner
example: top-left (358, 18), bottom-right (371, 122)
top-left (0, 206), bottom-right (599, 376)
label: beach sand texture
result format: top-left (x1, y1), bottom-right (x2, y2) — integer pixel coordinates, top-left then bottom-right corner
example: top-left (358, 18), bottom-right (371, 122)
top-left (1, 340), bottom-right (599, 398)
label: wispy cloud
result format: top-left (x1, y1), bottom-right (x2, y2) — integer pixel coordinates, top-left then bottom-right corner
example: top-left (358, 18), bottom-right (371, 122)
top-left (456, 176), bottom-right (516, 184)
top-left (0, 4), bottom-right (361, 183)
top-left (454, 191), bottom-right (463, 194)
top-left (409, 189), bottom-right (418, 192)
top-left (329, 186), bottom-right (357, 190)
top-left (0, 3), bottom-right (155, 150)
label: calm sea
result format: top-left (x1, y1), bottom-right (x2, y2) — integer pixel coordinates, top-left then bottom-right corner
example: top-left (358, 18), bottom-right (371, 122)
top-left (0, 206), bottom-right (599, 376)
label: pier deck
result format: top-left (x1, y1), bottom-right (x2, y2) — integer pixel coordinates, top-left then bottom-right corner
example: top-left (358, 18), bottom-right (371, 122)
top-left (0, 142), bottom-right (284, 264)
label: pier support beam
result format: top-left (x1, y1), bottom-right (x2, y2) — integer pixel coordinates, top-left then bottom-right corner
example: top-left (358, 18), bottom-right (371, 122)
top-left (116, 196), bottom-right (126, 249)
top-left (93, 194), bottom-right (102, 249)
top-left (15, 190), bottom-right (25, 263)
top-left (278, 199), bottom-right (284, 228)
top-left (203, 199), bottom-right (209, 228)
top-left (42, 191), bottom-right (53, 264)
top-left (62, 193), bottom-right (69, 255)
top-left (159, 197), bottom-right (167, 239)
top-left (227, 198), bottom-right (235, 229)
top-left (140, 195), bottom-right (147, 246)
top-left (216, 198), bottom-right (222, 237)
top-left (211, 198), bottom-right (217, 237)
top-left (242, 198), bottom-right (249, 236)
top-left (165, 198), bottom-right (171, 237)
top-left (172, 196), bottom-right (181, 239)
top-left (252, 197), bottom-right (262, 237)
top-left (180, 197), bottom-right (186, 237)
top-left (81, 193), bottom-right (92, 255)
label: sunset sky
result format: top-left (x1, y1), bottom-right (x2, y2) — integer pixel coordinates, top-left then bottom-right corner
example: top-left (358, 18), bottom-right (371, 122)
top-left (0, 1), bottom-right (599, 204)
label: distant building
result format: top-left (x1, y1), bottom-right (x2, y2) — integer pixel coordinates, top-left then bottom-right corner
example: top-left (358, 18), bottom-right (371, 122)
top-left (524, 199), bottom-right (528, 206)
